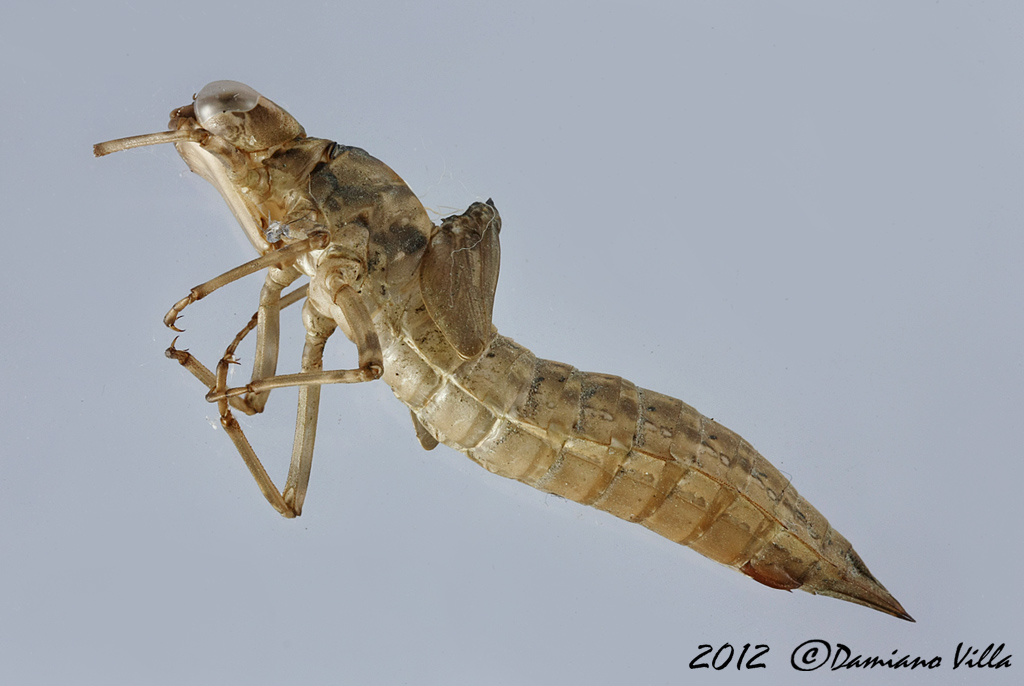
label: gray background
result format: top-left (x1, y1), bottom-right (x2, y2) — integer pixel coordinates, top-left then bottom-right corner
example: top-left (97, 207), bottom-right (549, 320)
top-left (2, 1), bottom-right (1021, 684)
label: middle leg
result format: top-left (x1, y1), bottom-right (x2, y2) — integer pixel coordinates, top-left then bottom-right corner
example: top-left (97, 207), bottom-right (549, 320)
top-left (209, 286), bottom-right (384, 516)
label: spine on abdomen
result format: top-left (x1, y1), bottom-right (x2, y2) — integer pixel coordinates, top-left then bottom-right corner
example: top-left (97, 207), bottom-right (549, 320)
top-left (384, 307), bottom-right (906, 617)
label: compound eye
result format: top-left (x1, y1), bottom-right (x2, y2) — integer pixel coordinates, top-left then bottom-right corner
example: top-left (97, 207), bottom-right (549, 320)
top-left (194, 80), bottom-right (261, 127)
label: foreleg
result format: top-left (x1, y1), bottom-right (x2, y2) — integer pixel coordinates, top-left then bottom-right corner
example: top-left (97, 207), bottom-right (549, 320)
top-left (165, 281), bottom-right (307, 416)
top-left (163, 233), bottom-right (328, 331)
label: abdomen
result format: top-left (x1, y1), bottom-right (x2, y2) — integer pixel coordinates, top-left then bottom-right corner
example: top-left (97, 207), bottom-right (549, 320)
top-left (381, 302), bottom-right (909, 619)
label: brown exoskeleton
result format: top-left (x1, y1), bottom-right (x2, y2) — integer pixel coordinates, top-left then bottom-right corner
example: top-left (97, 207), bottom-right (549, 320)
top-left (95, 81), bottom-right (912, 621)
